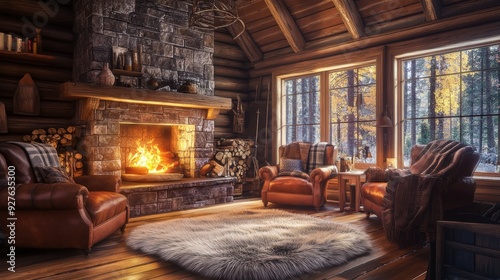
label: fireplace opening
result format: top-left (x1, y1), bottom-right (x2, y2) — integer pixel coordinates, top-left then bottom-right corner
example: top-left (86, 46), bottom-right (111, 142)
top-left (120, 123), bottom-right (196, 180)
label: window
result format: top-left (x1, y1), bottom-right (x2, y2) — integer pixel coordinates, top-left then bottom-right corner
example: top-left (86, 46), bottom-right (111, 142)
top-left (400, 44), bottom-right (499, 173)
top-left (279, 64), bottom-right (377, 164)
top-left (329, 65), bottom-right (377, 163)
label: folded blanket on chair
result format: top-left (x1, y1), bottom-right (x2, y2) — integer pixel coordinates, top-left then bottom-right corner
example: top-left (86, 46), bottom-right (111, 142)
top-left (9, 141), bottom-right (60, 182)
top-left (307, 142), bottom-right (327, 173)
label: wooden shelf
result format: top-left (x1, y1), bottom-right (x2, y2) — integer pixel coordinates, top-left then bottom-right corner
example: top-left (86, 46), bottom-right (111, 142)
top-left (60, 82), bottom-right (233, 120)
top-left (0, 50), bottom-right (73, 68)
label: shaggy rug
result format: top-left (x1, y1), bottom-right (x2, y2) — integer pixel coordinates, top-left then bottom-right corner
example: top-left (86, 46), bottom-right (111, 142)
top-left (126, 209), bottom-right (371, 280)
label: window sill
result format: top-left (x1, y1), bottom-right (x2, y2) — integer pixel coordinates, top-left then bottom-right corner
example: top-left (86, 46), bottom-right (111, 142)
top-left (473, 176), bottom-right (500, 203)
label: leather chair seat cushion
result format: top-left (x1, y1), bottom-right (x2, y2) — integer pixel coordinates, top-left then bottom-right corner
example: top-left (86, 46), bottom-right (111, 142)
top-left (360, 182), bottom-right (387, 206)
top-left (85, 192), bottom-right (128, 226)
top-left (269, 177), bottom-right (312, 195)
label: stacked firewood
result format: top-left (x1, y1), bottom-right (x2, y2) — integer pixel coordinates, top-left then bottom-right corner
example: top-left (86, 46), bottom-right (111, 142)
top-left (201, 138), bottom-right (254, 183)
top-left (23, 126), bottom-right (77, 148)
top-left (23, 126), bottom-right (83, 177)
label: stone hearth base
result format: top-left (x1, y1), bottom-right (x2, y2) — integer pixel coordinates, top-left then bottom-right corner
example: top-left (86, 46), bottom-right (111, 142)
top-left (120, 177), bottom-right (236, 217)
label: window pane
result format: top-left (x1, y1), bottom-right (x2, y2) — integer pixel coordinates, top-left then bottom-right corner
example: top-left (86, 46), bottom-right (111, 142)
top-left (329, 65), bottom-right (377, 163)
top-left (402, 44), bottom-right (499, 173)
top-left (282, 75), bottom-right (320, 144)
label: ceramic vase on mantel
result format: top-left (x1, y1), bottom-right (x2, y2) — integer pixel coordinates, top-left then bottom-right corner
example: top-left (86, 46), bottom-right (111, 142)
top-left (97, 63), bottom-right (115, 86)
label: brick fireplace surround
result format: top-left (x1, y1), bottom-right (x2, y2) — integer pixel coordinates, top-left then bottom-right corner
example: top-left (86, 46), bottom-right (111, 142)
top-left (70, 0), bottom-right (236, 217)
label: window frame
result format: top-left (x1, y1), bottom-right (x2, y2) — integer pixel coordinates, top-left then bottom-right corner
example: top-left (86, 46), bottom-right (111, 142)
top-left (394, 36), bottom-right (500, 176)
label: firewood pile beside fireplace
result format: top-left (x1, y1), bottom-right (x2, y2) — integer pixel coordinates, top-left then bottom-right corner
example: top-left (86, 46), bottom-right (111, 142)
top-left (23, 126), bottom-right (83, 177)
top-left (201, 138), bottom-right (255, 195)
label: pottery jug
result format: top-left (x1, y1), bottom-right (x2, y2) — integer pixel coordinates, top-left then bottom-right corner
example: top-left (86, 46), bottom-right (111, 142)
top-left (98, 63), bottom-right (115, 86)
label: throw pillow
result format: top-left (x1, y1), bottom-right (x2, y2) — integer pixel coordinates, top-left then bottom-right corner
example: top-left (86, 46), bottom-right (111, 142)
top-left (279, 157), bottom-right (303, 173)
top-left (36, 166), bottom-right (75, 184)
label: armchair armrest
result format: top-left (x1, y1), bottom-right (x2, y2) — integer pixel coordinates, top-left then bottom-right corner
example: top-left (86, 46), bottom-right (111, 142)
top-left (74, 175), bottom-right (120, 192)
top-left (310, 165), bottom-right (337, 182)
top-left (259, 165), bottom-right (279, 181)
top-left (364, 167), bottom-right (388, 182)
top-left (0, 183), bottom-right (89, 210)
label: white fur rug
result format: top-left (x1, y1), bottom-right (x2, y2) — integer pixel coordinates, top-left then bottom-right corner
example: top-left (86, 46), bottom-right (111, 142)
top-left (127, 209), bottom-right (371, 280)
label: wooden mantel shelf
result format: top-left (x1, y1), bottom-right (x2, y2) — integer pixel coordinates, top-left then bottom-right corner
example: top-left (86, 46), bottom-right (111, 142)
top-left (60, 82), bottom-right (232, 120)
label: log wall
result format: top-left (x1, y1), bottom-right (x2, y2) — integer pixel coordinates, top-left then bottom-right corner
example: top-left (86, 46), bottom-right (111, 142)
top-left (213, 30), bottom-right (251, 140)
top-left (0, 0), bottom-right (74, 142)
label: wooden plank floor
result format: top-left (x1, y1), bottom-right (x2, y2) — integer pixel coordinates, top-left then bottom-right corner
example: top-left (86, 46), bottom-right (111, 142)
top-left (0, 198), bottom-right (429, 279)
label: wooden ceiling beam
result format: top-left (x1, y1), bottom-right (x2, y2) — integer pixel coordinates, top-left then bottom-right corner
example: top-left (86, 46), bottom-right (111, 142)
top-left (227, 25), bottom-right (263, 62)
top-left (420, 0), bottom-right (441, 21)
top-left (250, 7), bottom-right (500, 74)
top-left (331, 0), bottom-right (365, 39)
top-left (263, 0), bottom-right (306, 53)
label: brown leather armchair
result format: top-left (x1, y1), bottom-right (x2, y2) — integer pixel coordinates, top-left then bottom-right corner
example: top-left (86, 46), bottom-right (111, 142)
top-left (360, 140), bottom-right (479, 246)
top-left (0, 142), bottom-right (129, 254)
top-left (259, 142), bottom-right (338, 211)
top-left (361, 140), bottom-right (479, 221)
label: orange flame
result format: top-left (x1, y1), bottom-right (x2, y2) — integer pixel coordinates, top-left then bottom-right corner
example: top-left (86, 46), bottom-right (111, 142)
top-left (128, 139), bottom-right (169, 173)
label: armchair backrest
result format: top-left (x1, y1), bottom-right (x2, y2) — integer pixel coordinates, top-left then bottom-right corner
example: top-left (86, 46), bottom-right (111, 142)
top-left (278, 142), bottom-right (337, 172)
top-left (0, 143), bottom-right (37, 186)
top-left (409, 140), bottom-right (479, 179)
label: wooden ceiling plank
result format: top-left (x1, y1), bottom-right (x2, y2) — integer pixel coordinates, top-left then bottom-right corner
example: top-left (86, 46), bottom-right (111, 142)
top-left (252, 25), bottom-right (286, 46)
top-left (286, 0), bottom-right (333, 19)
top-left (331, 0), bottom-right (365, 39)
top-left (363, 3), bottom-right (424, 26)
top-left (263, 0), bottom-right (306, 52)
top-left (420, 0), bottom-right (441, 21)
top-left (227, 25), bottom-right (264, 62)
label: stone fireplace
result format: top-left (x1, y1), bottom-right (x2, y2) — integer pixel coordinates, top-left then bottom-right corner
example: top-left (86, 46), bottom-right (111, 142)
top-left (78, 98), bottom-right (214, 178)
top-left (67, 0), bottom-right (235, 216)
top-left (70, 0), bottom-right (224, 177)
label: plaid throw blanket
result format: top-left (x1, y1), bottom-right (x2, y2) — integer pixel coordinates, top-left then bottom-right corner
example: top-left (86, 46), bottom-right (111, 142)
top-left (307, 142), bottom-right (327, 173)
top-left (10, 141), bottom-right (60, 182)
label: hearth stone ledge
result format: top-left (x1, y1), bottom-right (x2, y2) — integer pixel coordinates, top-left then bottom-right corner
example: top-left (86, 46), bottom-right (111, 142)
top-left (120, 177), bottom-right (237, 217)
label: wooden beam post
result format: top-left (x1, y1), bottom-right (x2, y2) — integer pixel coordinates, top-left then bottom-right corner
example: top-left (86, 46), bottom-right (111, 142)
top-left (421, 0), bottom-right (441, 21)
top-left (228, 26), bottom-right (263, 62)
top-left (264, 0), bottom-right (306, 53)
top-left (331, 0), bottom-right (365, 39)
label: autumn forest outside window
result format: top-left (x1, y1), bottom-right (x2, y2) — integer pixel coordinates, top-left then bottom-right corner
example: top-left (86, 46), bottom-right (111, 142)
top-left (401, 44), bottom-right (499, 173)
top-left (281, 64), bottom-right (377, 164)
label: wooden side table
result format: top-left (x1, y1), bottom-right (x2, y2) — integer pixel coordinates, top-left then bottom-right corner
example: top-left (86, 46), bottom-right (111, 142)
top-left (337, 170), bottom-right (365, 212)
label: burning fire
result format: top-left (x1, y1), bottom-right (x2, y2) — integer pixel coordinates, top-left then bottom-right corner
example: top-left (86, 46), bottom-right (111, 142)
top-left (127, 139), bottom-right (175, 173)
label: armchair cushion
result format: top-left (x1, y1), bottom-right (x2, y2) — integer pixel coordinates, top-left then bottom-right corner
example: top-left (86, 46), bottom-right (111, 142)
top-left (269, 177), bottom-right (312, 194)
top-left (277, 171), bottom-right (310, 180)
top-left (36, 166), bottom-right (75, 184)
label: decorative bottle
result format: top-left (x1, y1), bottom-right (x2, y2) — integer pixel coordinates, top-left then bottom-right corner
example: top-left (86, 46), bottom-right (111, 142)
top-left (132, 49), bottom-right (140, 71)
top-left (98, 63), bottom-right (115, 86)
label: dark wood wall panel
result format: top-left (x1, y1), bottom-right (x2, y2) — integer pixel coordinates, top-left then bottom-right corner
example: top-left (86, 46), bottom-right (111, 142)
top-left (0, 1), bottom-right (74, 142)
